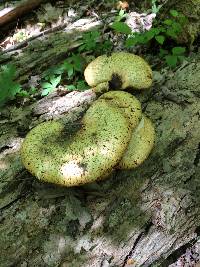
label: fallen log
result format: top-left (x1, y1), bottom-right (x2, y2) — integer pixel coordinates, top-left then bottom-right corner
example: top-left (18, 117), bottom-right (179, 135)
top-left (0, 17), bottom-right (200, 267)
top-left (0, 0), bottom-right (45, 27)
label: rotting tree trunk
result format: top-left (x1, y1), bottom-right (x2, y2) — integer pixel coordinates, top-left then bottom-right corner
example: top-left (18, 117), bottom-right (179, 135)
top-left (0, 19), bottom-right (200, 267)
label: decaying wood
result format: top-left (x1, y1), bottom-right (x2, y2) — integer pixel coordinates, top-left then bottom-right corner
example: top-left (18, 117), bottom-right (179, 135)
top-left (0, 17), bottom-right (200, 267)
top-left (0, 17), bottom-right (102, 84)
top-left (0, 0), bottom-right (45, 27)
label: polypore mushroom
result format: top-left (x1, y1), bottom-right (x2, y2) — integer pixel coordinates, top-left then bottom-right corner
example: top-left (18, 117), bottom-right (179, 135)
top-left (21, 99), bottom-right (132, 187)
top-left (21, 52), bottom-right (155, 186)
top-left (84, 52), bottom-right (153, 93)
top-left (99, 90), bottom-right (142, 129)
top-left (118, 115), bottom-right (155, 169)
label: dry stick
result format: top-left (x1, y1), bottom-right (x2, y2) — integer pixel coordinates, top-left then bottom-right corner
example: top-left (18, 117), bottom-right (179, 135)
top-left (0, 0), bottom-right (45, 27)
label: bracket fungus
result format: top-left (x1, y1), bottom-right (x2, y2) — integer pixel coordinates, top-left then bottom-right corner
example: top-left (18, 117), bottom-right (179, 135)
top-left (21, 52), bottom-right (155, 187)
top-left (84, 52), bottom-right (153, 93)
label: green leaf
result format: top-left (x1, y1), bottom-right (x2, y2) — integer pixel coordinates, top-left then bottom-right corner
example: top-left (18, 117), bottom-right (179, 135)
top-left (70, 54), bottom-right (85, 72)
top-left (17, 90), bottom-right (29, 97)
top-left (67, 68), bottom-right (74, 78)
top-left (66, 84), bottom-right (76, 91)
top-left (41, 75), bottom-right (61, 96)
top-left (155, 35), bottom-right (165, 44)
top-left (165, 55), bottom-right (178, 67)
top-left (115, 9), bottom-right (127, 22)
top-left (30, 87), bottom-right (37, 94)
top-left (0, 64), bottom-right (22, 106)
top-left (125, 37), bottom-right (138, 47)
top-left (166, 28), bottom-right (178, 38)
top-left (172, 46), bottom-right (186, 55)
top-left (171, 22), bottom-right (182, 33)
top-left (163, 19), bottom-right (173, 25)
top-left (159, 48), bottom-right (168, 57)
top-left (119, 9), bottom-right (125, 17)
top-left (42, 65), bottom-right (63, 79)
top-left (110, 21), bottom-right (132, 34)
top-left (41, 89), bottom-right (51, 96)
top-left (177, 55), bottom-right (186, 62)
top-left (170, 9), bottom-right (179, 17)
top-left (41, 82), bottom-right (52, 89)
top-left (144, 29), bottom-right (158, 41)
top-left (76, 80), bottom-right (89, 91)
top-left (50, 75), bottom-right (61, 87)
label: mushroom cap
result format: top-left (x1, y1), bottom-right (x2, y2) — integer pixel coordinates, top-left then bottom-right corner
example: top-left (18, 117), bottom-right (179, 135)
top-left (21, 99), bottom-right (132, 187)
top-left (118, 115), bottom-right (155, 169)
top-left (84, 52), bottom-right (153, 91)
top-left (99, 91), bottom-right (142, 129)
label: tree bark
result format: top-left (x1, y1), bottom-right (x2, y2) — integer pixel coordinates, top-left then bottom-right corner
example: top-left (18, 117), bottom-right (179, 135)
top-left (0, 19), bottom-right (200, 267)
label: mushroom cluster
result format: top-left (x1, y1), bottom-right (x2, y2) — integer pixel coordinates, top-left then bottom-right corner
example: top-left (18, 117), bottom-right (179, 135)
top-left (21, 52), bottom-right (155, 187)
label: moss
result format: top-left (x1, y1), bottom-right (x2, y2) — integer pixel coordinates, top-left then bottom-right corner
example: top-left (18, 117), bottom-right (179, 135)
top-left (173, 0), bottom-right (200, 44)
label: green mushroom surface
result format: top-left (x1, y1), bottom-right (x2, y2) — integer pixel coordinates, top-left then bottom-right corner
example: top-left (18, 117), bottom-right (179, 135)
top-left (118, 115), bottom-right (155, 169)
top-left (21, 99), bottom-right (132, 187)
top-left (84, 52), bottom-right (153, 93)
top-left (99, 90), bottom-right (142, 129)
top-left (21, 52), bottom-right (155, 186)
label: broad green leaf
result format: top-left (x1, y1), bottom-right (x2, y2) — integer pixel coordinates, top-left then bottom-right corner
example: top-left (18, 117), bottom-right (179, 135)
top-left (70, 54), bottom-right (85, 72)
top-left (172, 46), bottom-right (186, 55)
top-left (171, 22), bottom-right (182, 33)
top-left (165, 55), bottom-right (177, 67)
top-left (170, 9), bottom-right (179, 17)
top-left (0, 64), bottom-right (22, 106)
top-left (144, 29), bottom-right (158, 41)
top-left (50, 75), bottom-right (61, 87)
top-left (119, 9), bottom-right (125, 17)
top-left (41, 82), bottom-right (52, 89)
top-left (125, 37), bottom-right (138, 47)
top-left (76, 80), bottom-right (89, 91)
top-left (110, 21), bottom-right (132, 34)
top-left (159, 48), bottom-right (168, 57)
top-left (155, 35), bottom-right (165, 44)
top-left (66, 84), bottom-right (76, 91)
top-left (67, 68), bottom-right (74, 78)
top-left (163, 19), bottom-right (173, 26)
top-left (166, 28), bottom-right (178, 38)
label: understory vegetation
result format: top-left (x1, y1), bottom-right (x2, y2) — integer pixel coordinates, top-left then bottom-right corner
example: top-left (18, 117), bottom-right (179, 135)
top-left (0, 1), bottom-right (189, 107)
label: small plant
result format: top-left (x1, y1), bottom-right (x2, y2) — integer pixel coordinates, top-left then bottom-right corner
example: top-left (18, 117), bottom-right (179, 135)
top-left (151, 0), bottom-right (162, 14)
top-left (115, 9), bottom-right (127, 22)
top-left (41, 53), bottom-right (89, 96)
top-left (159, 46), bottom-right (186, 68)
top-left (79, 31), bottom-right (101, 52)
top-left (111, 8), bottom-right (188, 68)
top-left (78, 30), bottom-right (112, 54)
top-left (41, 31), bottom-right (112, 96)
top-left (0, 64), bottom-right (21, 106)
